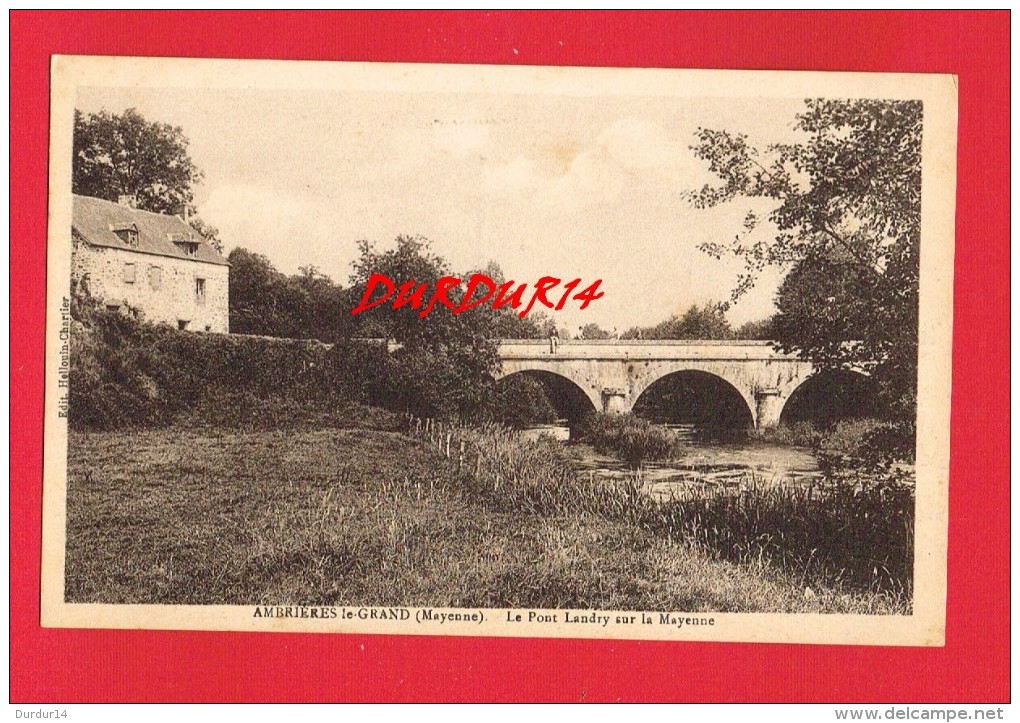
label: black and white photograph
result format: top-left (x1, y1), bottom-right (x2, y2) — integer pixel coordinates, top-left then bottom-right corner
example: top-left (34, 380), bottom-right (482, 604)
top-left (41, 56), bottom-right (956, 644)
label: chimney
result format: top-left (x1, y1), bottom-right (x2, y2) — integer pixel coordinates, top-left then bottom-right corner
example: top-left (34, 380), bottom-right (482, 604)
top-left (117, 194), bottom-right (137, 209)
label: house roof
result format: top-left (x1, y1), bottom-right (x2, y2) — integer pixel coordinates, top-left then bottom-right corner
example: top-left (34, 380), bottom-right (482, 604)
top-left (71, 194), bottom-right (229, 266)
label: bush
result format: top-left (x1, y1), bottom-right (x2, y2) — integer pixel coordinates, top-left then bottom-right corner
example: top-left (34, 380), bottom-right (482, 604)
top-left (754, 421), bottom-right (822, 448)
top-left (363, 346), bottom-right (492, 421)
top-left (754, 418), bottom-right (916, 468)
top-left (818, 418), bottom-right (916, 469)
top-left (858, 420), bottom-right (916, 465)
top-left (68, 299), bottom-right (507, 430)
top-left (68, 307), bottom-right (392, 430)
top-left (577, 413), bottom-right (684, 469)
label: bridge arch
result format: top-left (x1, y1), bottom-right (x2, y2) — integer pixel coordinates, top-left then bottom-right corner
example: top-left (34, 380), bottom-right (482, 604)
top-left (778, 369), bottom-right (879, 426)
top-left (629, 361), bottom-right (759, 427)
top-left (494, 369), bottom-right (599, 425)
top-left (632, 369), bottom-right (755, 433)
top-left (495, 359), bottom-right (604, 413)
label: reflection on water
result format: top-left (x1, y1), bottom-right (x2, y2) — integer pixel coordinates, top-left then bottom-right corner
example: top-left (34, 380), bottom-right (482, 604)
top-left (521, 424), bottom-right (822, 500)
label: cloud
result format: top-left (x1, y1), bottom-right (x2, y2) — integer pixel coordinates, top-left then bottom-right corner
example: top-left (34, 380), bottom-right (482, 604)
top-left (544, 148), bottom-right (627, 207)
top-left (478, 117), bottom-right (714, 210)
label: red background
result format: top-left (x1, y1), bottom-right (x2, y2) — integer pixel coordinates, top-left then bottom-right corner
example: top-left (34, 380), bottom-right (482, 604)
top-left (10, 11), bottom-right (1010, 703)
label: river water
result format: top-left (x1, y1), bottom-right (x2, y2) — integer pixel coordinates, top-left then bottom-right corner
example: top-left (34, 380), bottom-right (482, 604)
top-left (520, 424), bottom-right (822, 500)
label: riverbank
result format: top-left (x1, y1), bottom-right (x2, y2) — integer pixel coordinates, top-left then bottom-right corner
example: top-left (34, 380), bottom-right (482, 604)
top-left (66, 423), bottom-right (910, 613)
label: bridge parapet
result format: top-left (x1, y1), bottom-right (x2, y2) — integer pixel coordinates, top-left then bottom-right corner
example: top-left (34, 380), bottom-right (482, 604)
top-left (497, 339), bottom-right (799, 362)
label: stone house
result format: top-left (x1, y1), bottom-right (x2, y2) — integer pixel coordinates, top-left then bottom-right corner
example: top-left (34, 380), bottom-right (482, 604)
top-left (71, 194), bottom-right (230, 332)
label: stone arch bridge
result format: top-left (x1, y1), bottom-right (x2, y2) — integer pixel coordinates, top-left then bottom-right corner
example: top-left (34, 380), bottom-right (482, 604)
top-left (495, 340), bottom-right (816, 429)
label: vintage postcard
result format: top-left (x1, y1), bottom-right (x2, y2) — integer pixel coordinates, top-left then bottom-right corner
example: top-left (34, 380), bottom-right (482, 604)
top-left (41, 55), bottom-right (957, 645)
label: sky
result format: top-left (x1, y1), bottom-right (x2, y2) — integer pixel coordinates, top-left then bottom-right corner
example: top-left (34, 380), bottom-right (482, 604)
top-left (76, 76), bottom-right (804, 332)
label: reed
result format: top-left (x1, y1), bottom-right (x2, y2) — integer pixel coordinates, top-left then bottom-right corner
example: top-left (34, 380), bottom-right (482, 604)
top-left (409, 417), bottom-right (914, 599)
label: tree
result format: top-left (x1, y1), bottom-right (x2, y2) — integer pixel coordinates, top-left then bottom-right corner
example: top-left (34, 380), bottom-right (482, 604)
top-left (291, 265), bottom-right (356, 343)
top-left (73, 107), bottom-right (222, 253)
top-left (227, 248), bottom-right (304, 338)
top-left (621, 303), bottom-right (734, 340)
top-left (659, 303), bottom-right (733, 340)
top-left (73, 108), bottom-right (204, 216)
top-left (733, 315), bottom-right (775, 340)
top-left (186, 215), bottom-right (224, 255)
top-left (227, 249), bottom-right (357, 343)
top-left (690, 99), bottom-right (922, 420)
top-left (349, 235), bottom-right (501, 419)
top-left (578, 323), bottom-right (612, 340)
top-left (474, 262), bottom-right (546, 339)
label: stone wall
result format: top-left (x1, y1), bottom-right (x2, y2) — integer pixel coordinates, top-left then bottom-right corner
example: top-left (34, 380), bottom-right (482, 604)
top-left (72, 239), bottom-right (229, 333)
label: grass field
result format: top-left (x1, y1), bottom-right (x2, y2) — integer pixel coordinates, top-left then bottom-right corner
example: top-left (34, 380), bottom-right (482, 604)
top-left (65, 424), bottom-right (909, 613)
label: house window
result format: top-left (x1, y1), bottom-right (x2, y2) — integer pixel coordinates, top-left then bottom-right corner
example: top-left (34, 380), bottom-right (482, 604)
top-left (123, 262), bottom-right (136, 283)
top-left (195, 277), bottom-right (206, 304)
top-left (149, 266), bottom-right (162, 290)
top-left (111, 223), bottom-right (139, 247)
top-left (170, 234), bottom-right (199, 258)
